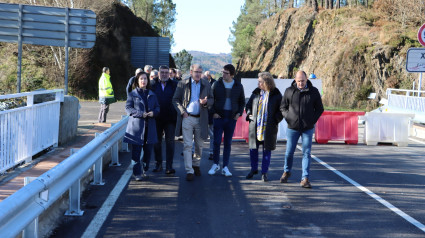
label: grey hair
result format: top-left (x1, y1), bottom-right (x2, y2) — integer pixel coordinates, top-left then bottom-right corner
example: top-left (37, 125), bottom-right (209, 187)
top-left (144, 65), bottom-right (153, 71)
top-left (135, 68), bottom-right (143, 75)
top-left (258, 71), bottom-right (276, 91)
top-left (102, 67), bottom-right (109, 73)
top-left (190, 64), bottom-right (202, 71)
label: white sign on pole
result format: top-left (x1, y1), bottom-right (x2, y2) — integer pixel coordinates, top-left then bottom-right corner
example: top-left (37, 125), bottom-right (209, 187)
top-left (406, 48), bottom-right (425, 72)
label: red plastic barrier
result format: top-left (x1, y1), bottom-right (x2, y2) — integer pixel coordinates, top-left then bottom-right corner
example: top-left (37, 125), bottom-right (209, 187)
top-left (315, 111), bottom-right (365, 144)
top-left (232, 111), bottom-right (249, 142)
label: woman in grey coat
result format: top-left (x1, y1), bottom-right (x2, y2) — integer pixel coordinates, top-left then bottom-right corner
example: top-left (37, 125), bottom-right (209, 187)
top-left (245, 72), bottom-right (283, 182)
top-left (124, 71), bottom-right (160, 181)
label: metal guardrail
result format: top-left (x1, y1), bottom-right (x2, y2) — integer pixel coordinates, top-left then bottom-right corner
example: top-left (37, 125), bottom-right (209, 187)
top-left (0, 116), bottom-right (129, 238)
top-left (0, 89), bottom-right (64, 173)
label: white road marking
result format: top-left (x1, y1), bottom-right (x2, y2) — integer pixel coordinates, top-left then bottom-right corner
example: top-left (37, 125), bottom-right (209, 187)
top-left (298, 145), bottom-right (425, 233)
top-left (81, 163), bottom-right (133, 238)
top-left (409, 137), bottom-right (425, 145)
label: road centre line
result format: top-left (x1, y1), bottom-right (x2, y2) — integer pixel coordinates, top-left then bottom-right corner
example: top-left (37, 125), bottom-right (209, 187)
top-left (81, 163), bottom-right (133, 238)
top-left (299, 145), bottom-right (425, 233)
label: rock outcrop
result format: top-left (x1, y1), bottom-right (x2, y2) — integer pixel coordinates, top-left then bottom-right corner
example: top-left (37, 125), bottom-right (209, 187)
top-left (236, 7), bottom-right (420, 109)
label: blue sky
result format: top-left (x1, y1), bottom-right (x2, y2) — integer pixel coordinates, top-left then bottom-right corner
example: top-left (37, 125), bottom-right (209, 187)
top-left (172, 0), bottom-right (245, 54)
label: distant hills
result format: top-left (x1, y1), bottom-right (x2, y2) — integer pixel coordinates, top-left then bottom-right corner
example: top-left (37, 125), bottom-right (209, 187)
top-left (172, 51), bottom-right (232, 77)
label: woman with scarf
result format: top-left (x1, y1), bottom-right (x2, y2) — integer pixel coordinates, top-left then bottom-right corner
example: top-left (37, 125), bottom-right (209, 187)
top-left (124, 71), bottom-right (160, 181)
top-left (245, 72), bottom-right (283, 182)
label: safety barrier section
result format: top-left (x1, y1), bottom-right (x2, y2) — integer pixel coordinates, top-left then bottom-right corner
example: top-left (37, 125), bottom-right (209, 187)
top-left (359, 112), bottom-right (414, 147)
top-left (0, 116), bottom-right (129, 238)
top-left (386, 88), bottom-right (425, 123)
top-left (315, 111), bottom-right (365, 144)
top-left (232, 111), bottom-right (249, 142)
top-left (0, 89), bottom-right (64, 174)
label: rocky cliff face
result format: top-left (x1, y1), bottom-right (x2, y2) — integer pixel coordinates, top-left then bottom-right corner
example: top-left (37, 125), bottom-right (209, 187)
top-left (236, 7), bottom-right (420, 109)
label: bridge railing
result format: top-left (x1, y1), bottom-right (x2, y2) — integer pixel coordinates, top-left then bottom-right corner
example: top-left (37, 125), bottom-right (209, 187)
top-left (0, 116), bottom-right (129, 238)
top-left (0, 89), bottom-right (64, 174)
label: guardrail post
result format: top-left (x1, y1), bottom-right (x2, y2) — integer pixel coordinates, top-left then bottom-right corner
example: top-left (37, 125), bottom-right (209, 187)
top-left (65, 149), bottom-right (84, 216)
top-left (25, 93), bottom-right (35, 163)
top-left (22, 177), bottom-right (39, 238)
top-left (120, 115), bottom-right (130, 152)
top-left (91, 133), bottom-right (105, 185)
top-left (110, 123), bottom-right (121, 167)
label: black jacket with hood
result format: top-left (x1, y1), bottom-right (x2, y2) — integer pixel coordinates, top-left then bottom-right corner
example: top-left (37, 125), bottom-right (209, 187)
top-left (280, 80), bottom-right (324, 131)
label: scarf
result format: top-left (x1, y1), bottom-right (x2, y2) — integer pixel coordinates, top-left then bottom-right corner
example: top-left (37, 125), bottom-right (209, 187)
top-left (256, 90), bottom-right (269, 141)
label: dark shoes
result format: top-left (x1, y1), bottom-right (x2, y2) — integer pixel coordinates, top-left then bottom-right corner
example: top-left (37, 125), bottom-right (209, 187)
top-left (280, 172), bottom-right (291, 183)
top-left (300, 178), bottom-right (312, 188)
top-left (165, 168), bottom-right (176, 175)
top-left (186, 173), bottom-right (194, 181)
top-left (153, 163), bottom-right (163, 172)
top-left (262, 173), bottom-right (269, 182)
top-left (246, 170), bottom-right (258, 179)
top-left (208, 153), bottom-right (213, 160)
top-left (193, 166), bottom-right (201, 176)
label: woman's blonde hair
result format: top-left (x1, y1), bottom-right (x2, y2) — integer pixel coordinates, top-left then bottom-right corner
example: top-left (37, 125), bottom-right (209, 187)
top-left (258, 72), bottom-right (275, 91)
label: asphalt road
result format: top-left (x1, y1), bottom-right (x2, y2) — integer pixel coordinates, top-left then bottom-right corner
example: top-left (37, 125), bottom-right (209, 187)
top-left (50, 101), bottom-right (425, 238)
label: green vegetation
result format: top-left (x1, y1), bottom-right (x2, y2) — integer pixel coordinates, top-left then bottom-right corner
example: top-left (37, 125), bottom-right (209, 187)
top-left (355, 84), bottom-right (373, 101)
top-left (174, 50), bottom-right (193, 74)
top-left (124, 0), bottom-right (176, 45)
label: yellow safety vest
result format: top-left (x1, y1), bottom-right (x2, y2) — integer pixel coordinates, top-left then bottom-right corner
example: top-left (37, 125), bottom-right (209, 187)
top-left (99, 73), bottom-right (114, 98)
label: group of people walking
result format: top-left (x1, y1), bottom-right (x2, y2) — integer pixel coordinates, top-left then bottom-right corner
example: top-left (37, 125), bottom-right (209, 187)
top-left (98, 64), bottom-right (324, 188)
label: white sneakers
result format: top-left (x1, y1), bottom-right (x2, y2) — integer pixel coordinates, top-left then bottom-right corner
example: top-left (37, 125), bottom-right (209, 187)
top-left (208, 164), bottom-right (220, 175)
top-left (208, 164), bottom-right (232, 177)
top-left (221, 166), bottom-right (232, 177)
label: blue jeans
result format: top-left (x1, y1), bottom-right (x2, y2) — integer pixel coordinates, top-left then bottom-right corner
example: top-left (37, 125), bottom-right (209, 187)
top-left (154, 120), bottom-right (176, 170)
top-left (133, 143), bottom-right (153, 176)
top-left (250, 141), bottom-right (271, 174)
top-left (213, 111), bottom-right (237, 167)
top-left (284, 128), bottom-right (314, 179)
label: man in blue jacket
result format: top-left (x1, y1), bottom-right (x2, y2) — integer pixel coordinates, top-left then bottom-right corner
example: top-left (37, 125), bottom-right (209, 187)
top-left (279, 70), bottom-right (324, 188)
top-left (150, 65), bottom-right (178, 174)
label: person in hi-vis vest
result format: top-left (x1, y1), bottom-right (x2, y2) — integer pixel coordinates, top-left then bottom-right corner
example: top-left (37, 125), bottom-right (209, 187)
top-left (98, 67), bottom-right (115, 123)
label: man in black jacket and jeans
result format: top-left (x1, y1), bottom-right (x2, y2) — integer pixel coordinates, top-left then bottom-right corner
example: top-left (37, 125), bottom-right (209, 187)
top-left (279, 70), bottom-right (324, 188)
top-left (149, 65), bottom-right (178, 174)
top-left (208, 64), bottom-right (245, 177)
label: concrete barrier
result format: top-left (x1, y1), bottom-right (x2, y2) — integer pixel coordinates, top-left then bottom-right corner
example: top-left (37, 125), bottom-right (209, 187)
top-left (59, 96), bottom-right (79, 145)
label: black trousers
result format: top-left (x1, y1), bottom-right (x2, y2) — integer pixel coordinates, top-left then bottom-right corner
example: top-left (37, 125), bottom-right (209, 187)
top-left (154, 120), bottom-right (176, 170)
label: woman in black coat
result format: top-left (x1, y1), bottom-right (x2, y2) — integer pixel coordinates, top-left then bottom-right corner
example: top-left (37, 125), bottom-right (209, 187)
top-left (124, 71), bottom-right (160, 181)
top-left (245, 72), bottom-right (283, 182)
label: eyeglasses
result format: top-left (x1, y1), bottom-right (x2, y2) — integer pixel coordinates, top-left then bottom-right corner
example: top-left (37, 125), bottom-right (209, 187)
top-left (160, 71), bottom-right (169, 74)
top-left (193, 71), bottom-right (202, 74)
top-left (222, 71), bottom-right (230, 75)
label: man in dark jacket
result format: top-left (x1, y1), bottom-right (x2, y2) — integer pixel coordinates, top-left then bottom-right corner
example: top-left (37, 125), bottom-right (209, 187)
top-left (208, 64), bottom-right (245, 177)
top-left (150, 65), bottom-right (178, 174)
top-left (279, 70), bottom-right (324, 188)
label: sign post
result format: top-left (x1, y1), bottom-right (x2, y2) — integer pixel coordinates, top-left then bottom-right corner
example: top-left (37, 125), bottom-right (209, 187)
top-left (415, 23), bottom-right (425, 97)
top-left (0, 3), bottom-right (96, 94)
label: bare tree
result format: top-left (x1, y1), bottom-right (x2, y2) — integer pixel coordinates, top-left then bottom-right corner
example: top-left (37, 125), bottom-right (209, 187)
top-left (288, 0), bottom-right (294, 8)
top-left (313, 0), bottom-right (319, 11)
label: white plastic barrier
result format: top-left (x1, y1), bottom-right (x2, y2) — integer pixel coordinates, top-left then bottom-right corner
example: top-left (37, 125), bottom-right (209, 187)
top-left (359, 112), bottom-right (414, 147)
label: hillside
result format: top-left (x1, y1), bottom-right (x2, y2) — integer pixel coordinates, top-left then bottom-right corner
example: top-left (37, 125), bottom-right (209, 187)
top-left (235, 6), bottom-right (423, 110)
top-left (172, 51), bottom-right (231, 76)
top-left (0, 1), bottom-right (175, 100)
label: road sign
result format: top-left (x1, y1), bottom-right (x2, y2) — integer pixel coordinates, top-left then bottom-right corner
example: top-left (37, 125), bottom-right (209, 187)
top-left (0, 3), bottom-right (96, 94)
top-left (418, 23), bottom-right (425, 47)
top-left (406, 48), bottom-right (425, 72)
